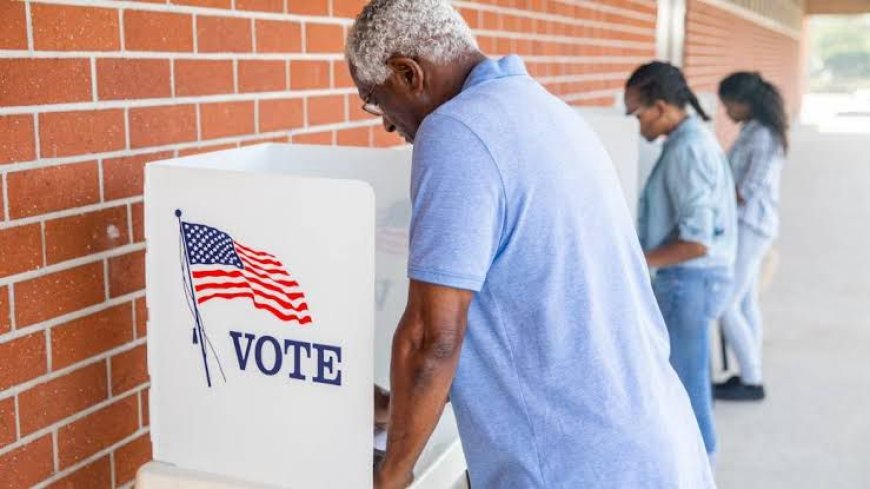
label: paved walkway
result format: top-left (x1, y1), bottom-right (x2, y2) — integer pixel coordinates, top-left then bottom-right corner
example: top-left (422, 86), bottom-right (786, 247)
top-left (714, 129), bottom-right (870, 488)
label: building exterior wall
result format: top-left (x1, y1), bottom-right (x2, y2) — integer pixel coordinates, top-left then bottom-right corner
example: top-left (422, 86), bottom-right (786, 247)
top-left (0, 1), bottom-right (657, 487)
top-left (683, 0), bottom-right (803, 146)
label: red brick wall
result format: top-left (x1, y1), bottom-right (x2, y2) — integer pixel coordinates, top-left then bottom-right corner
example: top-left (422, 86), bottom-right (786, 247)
top-left (683, 0), bottom-right (802, 147)
top-left (0, 0), bottom-right (657, 486)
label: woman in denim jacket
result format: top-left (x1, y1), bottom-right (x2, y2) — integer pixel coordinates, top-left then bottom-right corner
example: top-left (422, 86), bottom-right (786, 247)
top-left (714, 72), bottom-right (788, 401)
top-left (625, 62), bottom-right (738, 460)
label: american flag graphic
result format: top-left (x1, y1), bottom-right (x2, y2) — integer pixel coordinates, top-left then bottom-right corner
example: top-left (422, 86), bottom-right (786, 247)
top-left (181, 221), bottom-right (312, 325)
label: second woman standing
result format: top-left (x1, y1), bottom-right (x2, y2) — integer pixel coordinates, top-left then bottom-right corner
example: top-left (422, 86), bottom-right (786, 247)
top-left (625, 61), bottom-right (737, 460)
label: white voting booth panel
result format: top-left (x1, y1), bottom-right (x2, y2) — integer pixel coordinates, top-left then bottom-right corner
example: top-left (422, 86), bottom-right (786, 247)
top-left (142, 143), bottom-right (466, 489)
top-left (577, 108), bottom-right (641, 217)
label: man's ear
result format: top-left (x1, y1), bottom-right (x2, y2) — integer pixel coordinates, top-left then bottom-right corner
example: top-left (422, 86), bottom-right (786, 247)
top-left (386, 56), bottom-right (425, 94)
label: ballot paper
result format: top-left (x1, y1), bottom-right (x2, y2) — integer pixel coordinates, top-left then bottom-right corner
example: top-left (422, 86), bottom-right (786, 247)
top-left (374, 427), bottom-right (388, 451)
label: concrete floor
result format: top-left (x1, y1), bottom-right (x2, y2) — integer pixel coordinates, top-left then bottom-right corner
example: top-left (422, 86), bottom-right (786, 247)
top-left (713, 129), bottom-right (870, 488)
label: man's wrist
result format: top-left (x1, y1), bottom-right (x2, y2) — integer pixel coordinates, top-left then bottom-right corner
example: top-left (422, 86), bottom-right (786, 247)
top-left (375, 458), bottom-right (414, 489)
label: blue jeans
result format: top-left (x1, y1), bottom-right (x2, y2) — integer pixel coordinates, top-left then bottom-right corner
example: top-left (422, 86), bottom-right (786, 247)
top-left (721, 224), bottom-right (773, 385)
top-left (653, 266), bottom-right (732, 455)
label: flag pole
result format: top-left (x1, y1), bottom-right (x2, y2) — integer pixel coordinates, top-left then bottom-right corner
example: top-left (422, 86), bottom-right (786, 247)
top-left (176, 209), bottom-right (212, 388)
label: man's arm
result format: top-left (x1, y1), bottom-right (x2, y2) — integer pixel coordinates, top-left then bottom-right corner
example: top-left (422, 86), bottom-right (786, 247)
top-left (376, 280), bottom-right (473, 489)
top-left (645, 240), bottom-right (708, 269)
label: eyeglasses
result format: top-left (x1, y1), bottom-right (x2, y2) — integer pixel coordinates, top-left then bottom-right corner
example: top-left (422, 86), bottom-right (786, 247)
top-left (628, 105), bottom-right (650, 119)
top-left (361, 87), bottom-right (383, 117)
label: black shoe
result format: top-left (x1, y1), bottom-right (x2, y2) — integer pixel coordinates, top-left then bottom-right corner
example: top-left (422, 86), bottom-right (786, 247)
top-left (714, 375), bottom-right (743, 389)
top-left (714, 378), bottom-right (765, 401)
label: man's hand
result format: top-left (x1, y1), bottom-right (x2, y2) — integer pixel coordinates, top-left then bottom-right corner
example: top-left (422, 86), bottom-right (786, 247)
top-left (374, 464), bottom-right (414, 489)
top-left (377, 280), bottom-right (473, 489)
top-left (374, 385), bottom-right (391, 430)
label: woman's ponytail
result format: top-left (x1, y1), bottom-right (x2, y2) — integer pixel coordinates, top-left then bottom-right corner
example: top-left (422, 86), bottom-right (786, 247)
top-left (686, 88), bottom-right (711, 122)
top-left (626, 62), bottom-right (709, 120)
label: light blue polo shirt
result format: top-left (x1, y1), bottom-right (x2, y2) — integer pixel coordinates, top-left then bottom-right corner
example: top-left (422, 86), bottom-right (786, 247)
top-left (409, 56), bottom-right (714, 488)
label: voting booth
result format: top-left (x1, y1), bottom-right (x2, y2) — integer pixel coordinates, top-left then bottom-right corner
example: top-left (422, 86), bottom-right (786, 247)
top-left (139, 144), bottom-right (467, 489)
top-left (138, 108), bottom-right (645, 488)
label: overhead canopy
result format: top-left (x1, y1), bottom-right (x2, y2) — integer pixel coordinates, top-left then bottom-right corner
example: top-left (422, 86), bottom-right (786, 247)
top-left (806, 0), bottom-right (870, 14)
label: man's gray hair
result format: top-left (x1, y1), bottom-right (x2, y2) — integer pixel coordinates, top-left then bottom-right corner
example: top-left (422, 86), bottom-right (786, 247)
top-left (346, 0), bottom-right (479, 86)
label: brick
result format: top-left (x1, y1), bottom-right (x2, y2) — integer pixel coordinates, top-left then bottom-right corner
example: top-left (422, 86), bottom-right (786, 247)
top-left (333, 0), bottom-right (367, 18)
top-left (134, 296), bottom-right (147, 338)
top-left (129, 105), bottom-right (197, 148)
top-left (46, 456), bottom-right (112, 489)
top-left (373, 128), bottom-right (405, 148)
top-left (0, 435), bottom-right (54, 488)
top-left (292, 131), bottom-right (333, 145)
top-left (114, 433), bottom-right (153, 486)
top-left (0, 58), bottom-right (91, 107)
top-left (337, 127), bottom-right (370, 147)
top-left (174, 59), bottom-right (234, 97)
top-left (0, 332), bottom-right (47, 391)
top-left (171, 0), bottom-right (231, 7)
top-left (15, 262), bottom-right (106, 328)
top-left (0, 287), bottom-right (10, 335)
top-left (32, 4), bottom-right (120, 51)
top-left (19, 362), bottom-right (109, 435)
top-left (141, 388), bottom-right (150, 426)
top-left (44, 207), bottom-right (130, 265)
top-left (289, 60), bottom-right (330, 90)
top-left (124, 10), bottom-right (193, 52)
top-left (197, 16), bottom-right (252, 53)
top-left (258, 98), bottom-right (304, 133)
top-left (237, 0), bottom-right (284, 12)
top-left (0, 115), bottom-right (36, 165)
top-left (39, 109), bottom-right (126, 158)
top-left (0, 396), bottom-right (16, 448)
top-left (7, 161), bottom-right (100, 219)
top-left (103, 151), bottom-right (173, 201)
top-left (0, 224), bottom-right (42, 279)
top-left (131, 202), bottom-right (144, 243)
top-left (109, 250), bottom-right (145, 298)
top-left (97, 59), bottom-right (171, 101)
top-left (111, 344), bottom-right (148, 395)
top-left (348, 94), bottom-right (376, 121)
top-left (58, 395), bottom-right (139, 468)
top-left (333, 61), bottom-right (355, 89)
top-left (305, 23), bottom-right (344, 53)
top-left (238, 60), bottom-right (286, 93)
top-left (287, 0), bottom-right (328, 15)
top-left (200, 101), bottom-right (255, 140)
top-left (177, 143), bottom-right (236, 157)
top-left (50, 303), bottom-right (133, 371)
top-left (255, 20), bottom-right (301, 53)
top-left (307, 95), bottom-right (345, 126)
top-left (458, 8), bottom-right (480, 29)
top-left (0, 2), bottom-right (27, 49)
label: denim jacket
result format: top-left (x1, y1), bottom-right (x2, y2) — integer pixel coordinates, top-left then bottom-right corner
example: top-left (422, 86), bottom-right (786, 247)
top-left (638, 116), bottom-right (737, 270)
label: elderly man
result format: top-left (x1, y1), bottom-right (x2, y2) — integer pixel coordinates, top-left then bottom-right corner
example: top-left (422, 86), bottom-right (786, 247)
top-left (346, 1), bottom-right (715, 488)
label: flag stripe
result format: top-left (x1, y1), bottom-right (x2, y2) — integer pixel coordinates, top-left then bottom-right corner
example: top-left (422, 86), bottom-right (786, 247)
top-left (198, 292), bottom-right (312, 324)
top-left (239, 256), bottom-right (291, 277)
top-left (197, 284), bottom-right (308, 316)
top-left (235, 246), bottom-right (283, 267)
top-left (194, 281), bottom-right (307, 308)
top-left (191, 269), bottom-right (300, 289)
top-left (235, 242), bottom-right (275, 259)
